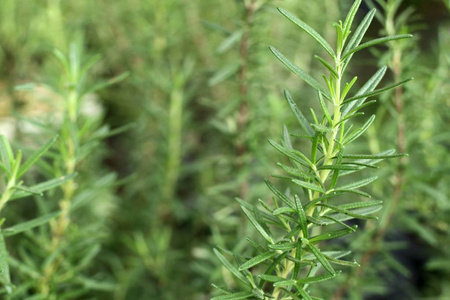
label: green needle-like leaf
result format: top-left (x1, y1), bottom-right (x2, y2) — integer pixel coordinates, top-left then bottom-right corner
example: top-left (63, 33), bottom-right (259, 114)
top-left (277, 8), bottom-right (336, 59)
top-left (341, 149), bottom-right (407, 159)
top-left (268, 242), bottom-right (297, 251)
top-left (211, 291), bottom-right (254, 300)
top-left (213, 249), bottom-right (248, 285)
top-left (295, 195), bottom-right (308, 239)
top-left (265, 180), bottom-right (296, 209)
top-left (343, 115), bottom-right (375, 145)
top-left (270, 47), bottom-right (331, 100)
top-left (343, 77), bottom-right (413, 104)
top-left (269, 139), bottom-right (313, 168)
top-left (239, 251), bottom-right (277, 271)
top-left (314, 55), bottom-right (338, 78)
top-left (296, 285), bottom-right (313, 300)
top-left (319, 203), bottom-right (380, 220)
top-left (343, 9), bottom-right (376, 58)
top-left (284, 90), bottom-right (315, 136)
top-left (338, 176), bottom-right (378, 190)
top-left (309, 226), bottom-right (357, 243)
top-left (341, 66), bottom-right (386, 116)
top-left (0, 230), bottom-right (11, 294)
top-left (297, 271), bottom-right (339, 285)
top-left (302, 238), bottom-right (335, 275)
top-left (292, 179), bottom-right (325, 194)
top-left (10, 173), bottom-right (77, 200)
top-left (343, 0), bottom-right (362, 37)
top-left (241, 206), bottom-right (274, 244)
top-left (273, 207), bottom-right (295, 216)
top-left (318, 92), bottom-right (332, 124)
top-left (17, 136), bottom-right (57, 179)
top-left (3, 212), bottom-right (60, 237)
top-left (0, 136), bottom-right (13, 173)
top-left (273, 279), bottom-right (297, 287)
top-left (258, 274), bottom-right (285, 283)
top-left (342, 34), bottom-right (413, 60)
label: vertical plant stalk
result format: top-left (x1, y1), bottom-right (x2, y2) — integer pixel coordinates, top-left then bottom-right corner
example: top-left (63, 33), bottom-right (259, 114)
top-left (272, 29), bottom-right (346, 300)
top-left (161, 82), bottom-right (184, 217)
top-left (39, 49), bottom-right (81, 296)
top-left (51, 90), bottom-right (78, 246)
top-left (213, 1), bottom-right (412, 299)
top-left (332, 2), bottom-right (408, 299)
top-left (237, 0), bottom-right (256, 199)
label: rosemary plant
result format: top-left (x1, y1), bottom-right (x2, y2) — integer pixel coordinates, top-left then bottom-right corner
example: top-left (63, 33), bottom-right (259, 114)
top-left (7, 44), bottom-right (128, 299)
top-left (212, 1), bottom-right (412, 299)
top-left (0, 135), bottom-right (72, 295)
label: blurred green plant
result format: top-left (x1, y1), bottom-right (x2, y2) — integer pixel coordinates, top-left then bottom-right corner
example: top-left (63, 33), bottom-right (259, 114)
top-left (0, 134), bottom-right (72, 295)
top-left (5, 43), bottom-right (128, 299)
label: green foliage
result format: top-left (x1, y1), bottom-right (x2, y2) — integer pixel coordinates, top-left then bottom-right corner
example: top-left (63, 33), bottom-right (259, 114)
top-left (0, 0), bottom-right (448, 299)
top-left (0, 135), bottom-right (65, 294)
top-left (213, 1), bottom-right (412, 298)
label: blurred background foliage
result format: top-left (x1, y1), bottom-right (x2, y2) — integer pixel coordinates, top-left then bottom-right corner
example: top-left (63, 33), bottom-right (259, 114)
top-left (0, 0), bottom-right (448, 299)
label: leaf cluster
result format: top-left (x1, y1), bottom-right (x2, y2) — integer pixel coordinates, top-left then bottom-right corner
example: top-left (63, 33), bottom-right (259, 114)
top-left (213, 1), bottom-right (411, 299)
